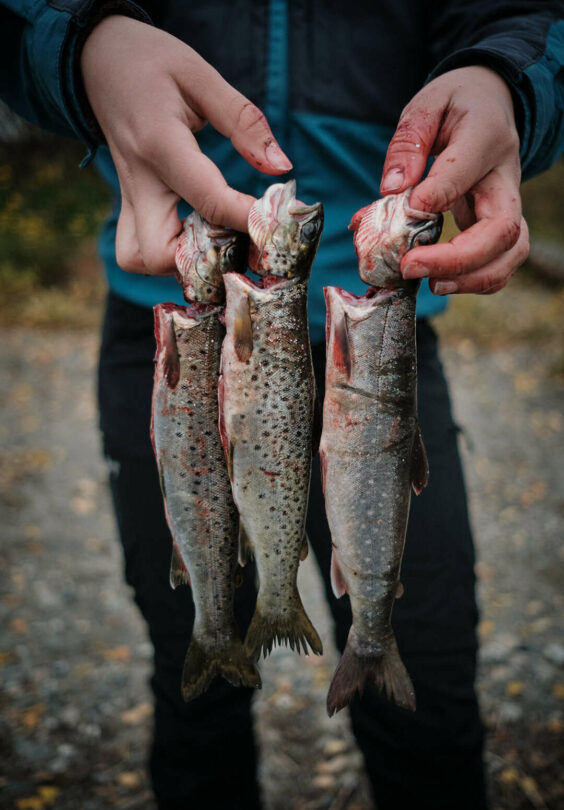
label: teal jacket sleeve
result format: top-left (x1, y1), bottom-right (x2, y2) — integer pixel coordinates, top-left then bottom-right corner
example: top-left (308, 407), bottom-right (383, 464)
top-left (0, 0), bottom-right (151, 160)
top-left (427, 1), bottom-right (564, 180)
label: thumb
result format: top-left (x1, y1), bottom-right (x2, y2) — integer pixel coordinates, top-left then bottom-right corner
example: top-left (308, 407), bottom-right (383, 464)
top-left (380, 92), bottom-right (445, 195)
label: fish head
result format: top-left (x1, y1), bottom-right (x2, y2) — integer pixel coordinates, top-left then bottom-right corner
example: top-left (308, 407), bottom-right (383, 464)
top-left (175, 212), bottom-right (248, 304)
top-left (248, 180), bottom-right (324, 280)
top-left (349, 189), bottom-right (443, 289)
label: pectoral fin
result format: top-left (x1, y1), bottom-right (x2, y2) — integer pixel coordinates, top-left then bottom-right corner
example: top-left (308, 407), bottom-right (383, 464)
top-left (233, 293), bottom-right (253, 363)
top-left (164, 320), bottom-right (180, 389)
top-left (332, 313), bottom-right (351, 380)
top-left (330, 549), bottom-right (347, 598)
top-left (411, 425), bottom-right (429, 495)
top-left (300, 533), bottom-right (309, 562)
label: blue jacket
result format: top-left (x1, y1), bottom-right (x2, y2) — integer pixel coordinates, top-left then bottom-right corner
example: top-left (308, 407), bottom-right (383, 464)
top-left (1, 0), bottom-right (563, 342)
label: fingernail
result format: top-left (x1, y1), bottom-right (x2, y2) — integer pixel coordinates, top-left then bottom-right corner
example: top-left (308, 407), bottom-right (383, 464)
top-left (381, 168), bottom-right (404, 193)
top-left (402, 262), bottom-right (427, 280)
top-left (433, 281), bottom-right (458, 295)
top-left (266, 141), bottom-right (292, 172)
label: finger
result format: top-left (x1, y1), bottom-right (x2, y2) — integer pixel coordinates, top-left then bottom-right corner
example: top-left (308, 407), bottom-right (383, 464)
top-left (380, 89), bottom-right (445, 195)
top-left (128, 169), bottom-right (182, 275)
top-left (402, 168), bottom-right (522, 279)
top-left (115, 195), bottom-right (146, 274)
top-left (148, 124), bottom-right (256, 231)
top-left (180, 62), bottom-right (292, 174)
top-left (429, 216), bottom-right (529, 295)
top-left (409, 116), bottom-right (519, 213)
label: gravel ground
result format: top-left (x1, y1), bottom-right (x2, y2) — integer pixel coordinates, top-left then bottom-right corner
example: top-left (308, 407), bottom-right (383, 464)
top-left (0, 319), bottom-right (562, 810)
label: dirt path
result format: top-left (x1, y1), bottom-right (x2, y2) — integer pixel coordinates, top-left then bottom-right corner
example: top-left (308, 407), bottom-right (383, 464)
top-left (1, 324), bottom-right (562, 810)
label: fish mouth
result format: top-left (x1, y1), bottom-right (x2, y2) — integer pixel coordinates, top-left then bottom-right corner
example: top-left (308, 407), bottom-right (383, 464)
top-left (226, 272), bottom-right (300, 294)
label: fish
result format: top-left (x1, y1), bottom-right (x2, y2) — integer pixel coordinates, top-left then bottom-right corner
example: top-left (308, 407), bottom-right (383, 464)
top-left (175, 211), bottom-right (248, 303)
top-left (248, 179), bottom-right (324, 279)
top-left (320, 189), bottom-right (442, 716)
top-left (219, 181), bottom-right (324, 658)
top-left (151, 302), bottom-right (261, 700)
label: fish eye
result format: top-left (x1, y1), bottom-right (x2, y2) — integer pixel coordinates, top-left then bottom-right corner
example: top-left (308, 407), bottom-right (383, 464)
top-left (224, 245), bottom-right (237, 265)
top-left (301, 219), bottom-right (320, 243)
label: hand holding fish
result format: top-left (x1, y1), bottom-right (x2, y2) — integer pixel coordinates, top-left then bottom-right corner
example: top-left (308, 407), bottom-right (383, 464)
top-left (381, 65), bottom-right (530, 295)
top-left (81, 15), bottom-right (292, 275)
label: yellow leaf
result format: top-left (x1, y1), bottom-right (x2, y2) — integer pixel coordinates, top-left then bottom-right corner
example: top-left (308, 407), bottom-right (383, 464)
top-left (10, 618), bottom-right (29, 634)
top-left (499, 767), bottom-right (519, 784)
top-left (0, 651), bottom-right (16, 667)
top-left (506, 681), bottom-right (524, 697)
top-left (16, 797), bottom-right (43, 810)
top-left (478, 620), bottom-right (495, 638)
top-left (103, 645), bottom-right (131, 663)
top-left (22, 704), bottom-right (46, 730)
top-left (552, 683), bottom-right (564, 699)
top-left (120, 702), bottom-right (152, 725)
top-left (118, 772), bottom-right (141, 788)
top-left (37, 786), bottom-right (60, 806)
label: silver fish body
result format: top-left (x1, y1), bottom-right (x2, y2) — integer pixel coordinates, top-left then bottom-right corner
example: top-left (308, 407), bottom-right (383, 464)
top-left (151, 303), bottom-right (260, 699)
top-left (219, 272), bottom-right (323, 658)
top-left (322, 191), bottom-right (442, 715)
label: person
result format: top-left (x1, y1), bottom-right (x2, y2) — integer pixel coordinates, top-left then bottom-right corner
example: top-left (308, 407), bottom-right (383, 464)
top-left (2, 2), bottom-right (563, 808)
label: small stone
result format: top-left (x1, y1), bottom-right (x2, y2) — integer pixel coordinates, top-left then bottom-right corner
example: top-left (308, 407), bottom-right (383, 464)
top-left (497, 701), bottom-right (523, 723)
top-left (323, 739), bottom-right (348, 756)
top-left (544, 643), bottom-right (564, 666)
top-left (312, 774), bottom-right (336, 790)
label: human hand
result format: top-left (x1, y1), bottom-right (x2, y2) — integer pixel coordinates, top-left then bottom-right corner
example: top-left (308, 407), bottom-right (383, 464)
top-left (380, 66), bottom-right (529, 295)
top-left (81, 16), bottom-right (292, 274)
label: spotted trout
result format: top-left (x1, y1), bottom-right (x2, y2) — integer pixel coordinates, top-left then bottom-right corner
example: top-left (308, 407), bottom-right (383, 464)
top-left (321, 190), bottom-right (442, 715)
top-left (219, 181), bottom-right (324, 658)
top-left (175, 211), bottom-right (248, 303)
top-left (151, 217), bottom-right (259, 701)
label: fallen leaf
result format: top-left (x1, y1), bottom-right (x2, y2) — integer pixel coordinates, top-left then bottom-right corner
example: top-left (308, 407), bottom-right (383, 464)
top-left (118, 772), bottom-right (141, 788)
top-left (16, 798), bottom-right (43, 810)
top-left (103, 645), bottom-right (131, 663)
top-left (478, 620), bottom-right (495, 638)
top-left (506, 682), bottom-right (524, 697)
top-left (0, 651), bottom-right (16, 667)
top-left (552, 683), bottom-right (564, 699)
top-left (22, 704), bottom-right (46, 730)
top-left (37, 786), bottom-right (59, 806)
top-left (10, 617), bottom-right (29, 634)
top-left (499, 767), bottom-right (519, 784)
top-left (120, 702), bottom-right (152, 725)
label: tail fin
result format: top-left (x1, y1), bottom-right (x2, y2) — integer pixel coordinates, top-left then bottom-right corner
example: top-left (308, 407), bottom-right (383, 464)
top-left (327, 633), bottom-right (415, 717)
top-left (181, 637), bottom-right (261, 702)
top-left (244, 590), bottom-right (323, 659)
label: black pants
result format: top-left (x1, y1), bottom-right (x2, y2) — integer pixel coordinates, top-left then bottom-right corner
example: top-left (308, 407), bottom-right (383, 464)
top-left (98, 292), bottom-right (487, 810)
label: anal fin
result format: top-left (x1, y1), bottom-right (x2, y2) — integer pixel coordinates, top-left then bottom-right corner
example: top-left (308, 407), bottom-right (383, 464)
top-left (170, 544), bottom-right (190, 589)
top-left (411, 424), bottom-right (429, 495)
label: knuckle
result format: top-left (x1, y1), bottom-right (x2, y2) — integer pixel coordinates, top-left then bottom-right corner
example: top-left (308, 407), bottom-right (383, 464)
top-left (198, 195), bottom-right (223, 225)
top-left (498, 216), bottom-right (521, 250)
top-left (417, 177), bottom-right (459, 213)
top-left (142, 249), bottom-right (173, 275)
top-left (235, 101), bottom-right (268, 135)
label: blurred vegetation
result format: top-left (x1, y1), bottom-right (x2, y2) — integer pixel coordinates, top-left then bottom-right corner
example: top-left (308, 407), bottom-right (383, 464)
top-left (0, 136), bottom-right (563, 338)
top-left (0, 138), bottom-right (111, 328)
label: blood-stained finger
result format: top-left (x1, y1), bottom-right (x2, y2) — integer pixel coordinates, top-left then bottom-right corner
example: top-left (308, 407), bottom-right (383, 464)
top-left (430, 216), bottom-right (529, 295)
top-left (402, 168), bottom-right (522, 279)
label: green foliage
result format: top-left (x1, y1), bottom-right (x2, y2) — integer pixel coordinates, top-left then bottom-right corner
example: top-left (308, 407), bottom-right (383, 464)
top-left (0, 139), bottom-right (111, 287)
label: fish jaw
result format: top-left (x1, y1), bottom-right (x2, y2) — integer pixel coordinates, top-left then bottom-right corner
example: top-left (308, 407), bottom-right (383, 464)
top-left (175, 211), bottom-right (248, 304)
top-left (349, 189), bottom-right (442, 289)
top-left (248, 180), bottom-right (324, 279)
